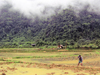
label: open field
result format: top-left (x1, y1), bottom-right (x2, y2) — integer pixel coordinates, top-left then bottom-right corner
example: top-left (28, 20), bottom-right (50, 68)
top-left (0, 48), bottom-right (100, 75)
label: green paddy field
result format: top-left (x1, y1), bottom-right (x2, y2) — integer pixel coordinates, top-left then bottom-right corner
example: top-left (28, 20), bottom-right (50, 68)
top-left (0, 48), bottom-right (100, 75)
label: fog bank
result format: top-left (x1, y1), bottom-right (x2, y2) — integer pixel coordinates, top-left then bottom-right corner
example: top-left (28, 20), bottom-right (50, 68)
top-left (0, 0), bottom-right (100, 18)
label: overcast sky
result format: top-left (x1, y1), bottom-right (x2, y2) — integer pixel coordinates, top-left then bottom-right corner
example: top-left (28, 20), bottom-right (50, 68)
top-left (0, 0), bottom-right (100, 18)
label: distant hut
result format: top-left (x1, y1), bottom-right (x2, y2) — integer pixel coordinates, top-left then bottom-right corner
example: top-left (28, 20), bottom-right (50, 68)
top-left (31, 44), bottom-right (36, 47)
top-left (60, 45), bottom-right (63, 49)
top-left (58, 44), bottom-right (63, 49)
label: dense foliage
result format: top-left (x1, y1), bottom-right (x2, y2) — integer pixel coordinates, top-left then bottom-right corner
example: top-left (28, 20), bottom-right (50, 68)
top-left (0, 5), bottom-right (100, 48)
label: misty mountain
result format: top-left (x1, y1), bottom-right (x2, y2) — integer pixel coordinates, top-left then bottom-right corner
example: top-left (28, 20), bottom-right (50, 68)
top-left (0, 5), bottom-right (100, 47)
top-left (41, 9), bottom-right (100, 42)
top-left (0, 5), bottom-right (44, 42)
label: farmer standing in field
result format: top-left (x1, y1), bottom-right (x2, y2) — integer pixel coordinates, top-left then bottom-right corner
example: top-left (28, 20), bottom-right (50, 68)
top-left (77, 55), bottom-right (83, 66)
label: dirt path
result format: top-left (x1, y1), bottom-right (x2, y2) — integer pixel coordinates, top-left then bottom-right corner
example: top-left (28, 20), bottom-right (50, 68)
top-left (0, 63), bottom-right (100, 75)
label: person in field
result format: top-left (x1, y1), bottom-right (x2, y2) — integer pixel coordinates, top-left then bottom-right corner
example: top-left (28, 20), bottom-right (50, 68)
top-left (77, 55), bottom-right (83, 66)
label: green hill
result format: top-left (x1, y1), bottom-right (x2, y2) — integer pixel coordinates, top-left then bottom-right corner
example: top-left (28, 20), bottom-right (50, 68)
top-left (0, 5), bottom-right (100, 48)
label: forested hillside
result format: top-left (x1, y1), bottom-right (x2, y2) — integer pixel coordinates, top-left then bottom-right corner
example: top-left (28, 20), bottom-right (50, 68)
top-left (41, 9), bottom-right (100, 43)
top-left (0, 5), bottom-right (100, 48)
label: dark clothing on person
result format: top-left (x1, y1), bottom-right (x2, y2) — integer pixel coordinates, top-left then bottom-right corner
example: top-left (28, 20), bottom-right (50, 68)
top-left (78, 55), bottom-right (83, 63)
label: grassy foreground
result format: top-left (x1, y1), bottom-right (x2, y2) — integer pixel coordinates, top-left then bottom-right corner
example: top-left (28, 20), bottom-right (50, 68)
top-left (0, 48), bottom-right (100, 75)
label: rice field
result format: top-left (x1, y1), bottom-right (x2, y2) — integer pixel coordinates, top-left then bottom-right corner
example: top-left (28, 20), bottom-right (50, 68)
top-left (0, 48), bottom-right (100, 75)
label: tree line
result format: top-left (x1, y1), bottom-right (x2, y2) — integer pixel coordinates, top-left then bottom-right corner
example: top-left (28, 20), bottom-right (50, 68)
top-left (0, 5), bottom-right (100, 48)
